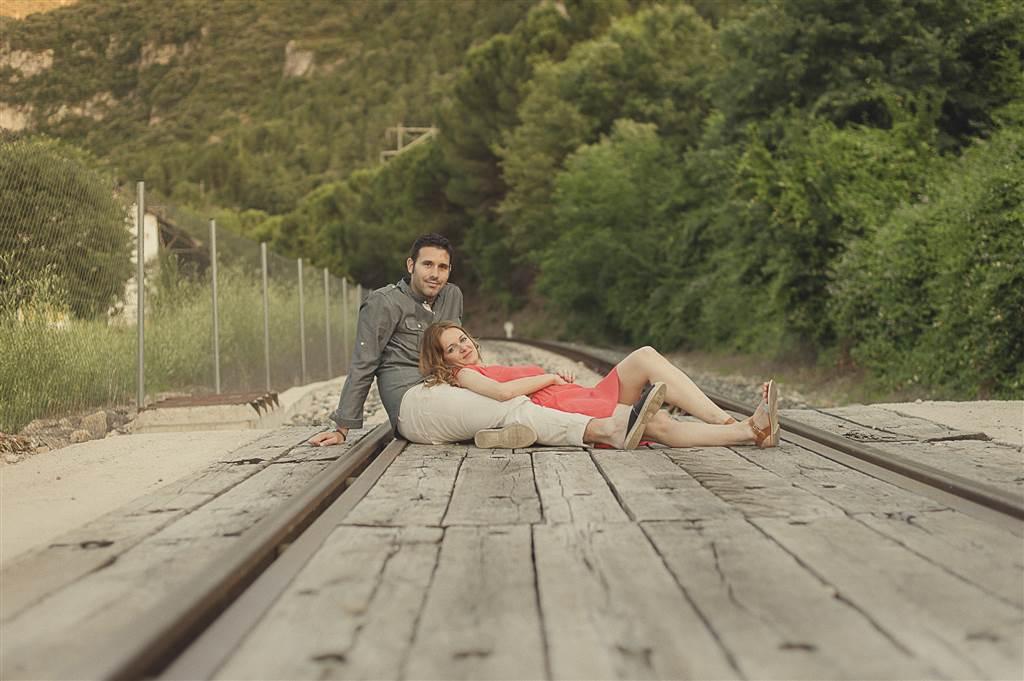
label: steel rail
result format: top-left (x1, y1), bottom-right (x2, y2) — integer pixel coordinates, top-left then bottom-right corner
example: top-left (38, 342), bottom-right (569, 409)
top-left (161, 436), bottom-right (410, 680)
top-left (499, 337), bottom-right (1024, 528)
top-left (79, 423), bottom-right (395, 681)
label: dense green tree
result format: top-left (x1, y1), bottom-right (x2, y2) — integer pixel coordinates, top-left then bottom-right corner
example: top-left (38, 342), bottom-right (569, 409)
top-left (497, 4), bottom-right (719, 267)
top-left (0, 134), bottom-right (133, 318)
top-left (438, 0), bottom-right (630, 292)
top-left (714, 0), bottom-right (1024, 147)
top-left (535, 120), bottom-right (684, 341)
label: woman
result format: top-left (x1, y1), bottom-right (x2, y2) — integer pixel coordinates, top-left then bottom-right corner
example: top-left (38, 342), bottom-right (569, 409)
top-left (419, 321), bottom-right (780, 449)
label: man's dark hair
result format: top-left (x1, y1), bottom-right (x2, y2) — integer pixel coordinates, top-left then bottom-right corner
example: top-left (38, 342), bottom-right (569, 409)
top-left (409, 233), bottom-right (453, 263)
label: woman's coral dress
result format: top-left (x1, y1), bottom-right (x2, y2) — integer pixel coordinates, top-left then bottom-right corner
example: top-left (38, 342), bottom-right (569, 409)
top-left (457, 364), bottom-right (622, 418)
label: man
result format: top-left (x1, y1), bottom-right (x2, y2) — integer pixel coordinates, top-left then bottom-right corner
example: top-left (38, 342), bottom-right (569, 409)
top-left (309, 233), bottom-right (653, 449)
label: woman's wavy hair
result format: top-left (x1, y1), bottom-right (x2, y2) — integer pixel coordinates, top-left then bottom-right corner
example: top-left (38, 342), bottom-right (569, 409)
top-left (419, 321), bottom-right (482, 387)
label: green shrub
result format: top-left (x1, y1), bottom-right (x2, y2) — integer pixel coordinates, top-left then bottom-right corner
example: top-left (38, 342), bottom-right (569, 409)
top-left (832, 126), bottom-right (1024, 396)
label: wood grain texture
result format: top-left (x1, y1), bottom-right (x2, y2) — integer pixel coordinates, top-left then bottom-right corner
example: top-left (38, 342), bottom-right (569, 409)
top-left (665, 446), bottom-right (842, 521)
top-left (1, 455), bottom-right (334, 679)
top-left (754, 514), bottom-right (1024, 679)
top-left (592, 449), bottom-right (734, 521)
top-left (443, 448), bottom-right (541, 526)
top-left (215, 525), bottom-right (443, 680)
top-left (406, 525), bottom-right (546, 679)
top-left (533, 449), bottom-right (629, 524)
top-left (643, 518), bottom-right (939, 679)
top-left (534, 522), bottom-right (737, 679)
top-left (343, 443), bottom-right (465, 527)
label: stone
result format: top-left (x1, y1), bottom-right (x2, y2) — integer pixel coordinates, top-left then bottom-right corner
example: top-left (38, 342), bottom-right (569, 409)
top-left (81, 411), bottom-right (108, 440)
top-left (69, 430), bottom-right (91, 444)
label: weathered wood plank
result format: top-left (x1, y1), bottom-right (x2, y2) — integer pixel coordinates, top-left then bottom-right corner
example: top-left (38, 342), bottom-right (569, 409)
top-left (854, 509), bottom-right (1024, 610)
top-left (592, 449), bottom-right (734, 521)
top-left (154, 458), bottom-right (334, 541)
top-left (215, 525), bottom-right (443, 680)
top-left (0, 460), bottom-right (262, 621)
top-left (665, 446), bottom-right (842, 520)
top-left (754, 515), bottom-right (1024, 679)
top-left (405, 525), bottom-right (546, 679)
top-left (823, 405), bottom-right (987, 441)
top-left (219, 425), bottom-right (330, 462)
top-left (534, 522), bottom-right (737, 679)
top-left (443, 448), bottom-right (541, 526)
top-left (782, 408), bottom-right (914, 443)
top-left (734, 442), bottom-right (946, 514)
top-left (2, 427), bottom-right (330, 621)
top-left (784, 408), bottom-right (1022, 494)
top-left (533, 450), bottom-right (629, 524)
top-left (642, 518), bottom-right (939, 679)
top-left (882, 439), bottom-right (1023, 496)
top-left (343, 444), bottom-right (465, 527)
top-left (0, 457), bottom-right (334, 679)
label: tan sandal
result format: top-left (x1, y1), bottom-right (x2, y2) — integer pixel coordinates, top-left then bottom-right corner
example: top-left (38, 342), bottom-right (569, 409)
top-left (750, 380), bottom-right (779, 448)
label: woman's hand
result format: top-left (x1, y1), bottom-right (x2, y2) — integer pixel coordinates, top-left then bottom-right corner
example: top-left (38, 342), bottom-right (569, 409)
top-left (556, 369), bottom-right (576, 384)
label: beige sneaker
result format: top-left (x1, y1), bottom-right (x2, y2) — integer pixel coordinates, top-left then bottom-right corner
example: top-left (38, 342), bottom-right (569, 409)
top-left (474, 423), bottom-right (538, 449)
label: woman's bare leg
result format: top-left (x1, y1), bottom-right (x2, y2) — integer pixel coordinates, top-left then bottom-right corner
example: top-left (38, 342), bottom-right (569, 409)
top-left (643, 398), bottom-right (776, 449)
top-left (614, 347), bottom-right (733, 424)
top-left (641, 410), bottom-right (756, 447)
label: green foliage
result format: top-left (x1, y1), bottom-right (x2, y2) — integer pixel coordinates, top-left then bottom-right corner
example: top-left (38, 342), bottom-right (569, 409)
top-left (0, 134), bottom-right (132, 318)
top-left (7, 0), bottom-right (1023, 398)
top-left (1, 0), bottom-right (533, 212)
top-left (714, 0), bottom-right (1024, 148)
top-left (831, 126), bottom-right (1024, 396)
top-left (693, 111), bottom-right (938, 353)
top-left (275, 141), bottom-right (465, 289)
top-left (498, 3), bottom-right (719, 267)
top-left (536, 120), bottom-right (683, 341)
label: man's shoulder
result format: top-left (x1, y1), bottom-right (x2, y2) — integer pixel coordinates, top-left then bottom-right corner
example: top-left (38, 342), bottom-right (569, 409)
top-left (441, 283), bottom-right (463, 300)
top-left (366, 283), bottom-right (404, 305)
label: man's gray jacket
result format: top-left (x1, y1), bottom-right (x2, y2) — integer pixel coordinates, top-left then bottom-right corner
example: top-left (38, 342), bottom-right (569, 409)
top-left (330, 278), bottom-right (463, 430)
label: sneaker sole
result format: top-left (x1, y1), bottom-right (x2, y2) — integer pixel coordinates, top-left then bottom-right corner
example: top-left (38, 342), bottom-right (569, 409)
top-left (474, 423), bottom-right (538, 449)
top-left (624, 382), bottom-right (666, 449)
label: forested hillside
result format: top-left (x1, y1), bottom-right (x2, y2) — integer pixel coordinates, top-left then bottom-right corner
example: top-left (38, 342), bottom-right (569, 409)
top-left (0, 0), bottom-right (531, 212)
top-left (3, 0), bottom-right (1022, 398)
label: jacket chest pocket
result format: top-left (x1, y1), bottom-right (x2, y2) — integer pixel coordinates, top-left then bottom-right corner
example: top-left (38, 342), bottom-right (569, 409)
top-left (403, 317), bottom-right (426, 333)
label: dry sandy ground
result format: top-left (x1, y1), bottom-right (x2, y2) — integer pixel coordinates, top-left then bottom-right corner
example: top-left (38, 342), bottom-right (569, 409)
top-left (0, 430), bottom-right (265, 568)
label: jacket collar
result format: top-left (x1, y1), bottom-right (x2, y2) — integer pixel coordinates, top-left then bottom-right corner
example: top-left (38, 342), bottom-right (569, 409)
top-left (397, 277), bottom-right (439, 306)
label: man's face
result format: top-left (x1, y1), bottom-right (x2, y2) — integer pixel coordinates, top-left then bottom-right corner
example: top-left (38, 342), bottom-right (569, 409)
top-left (407, 246), bottom-right (451, 301)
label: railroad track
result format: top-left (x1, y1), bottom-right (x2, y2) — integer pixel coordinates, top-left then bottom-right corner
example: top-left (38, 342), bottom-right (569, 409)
top-left (70, 339), bottom-right (1022, 680)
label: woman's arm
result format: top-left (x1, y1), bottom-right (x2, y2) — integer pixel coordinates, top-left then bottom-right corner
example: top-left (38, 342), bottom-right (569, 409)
top-left (455, 369), bottom-right (562, 401)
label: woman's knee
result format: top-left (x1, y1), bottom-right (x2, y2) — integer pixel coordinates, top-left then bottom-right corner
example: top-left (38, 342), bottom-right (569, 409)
top-left (625, 346), bottom-right (658, 364)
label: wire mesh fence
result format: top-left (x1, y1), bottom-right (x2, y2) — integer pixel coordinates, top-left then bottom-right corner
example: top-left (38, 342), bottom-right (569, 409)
top-left (0, 133), bottom-right (358, 434)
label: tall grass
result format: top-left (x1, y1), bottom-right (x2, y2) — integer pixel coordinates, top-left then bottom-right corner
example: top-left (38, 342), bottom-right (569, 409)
top-left (0, 264), bottom-right (356, 433)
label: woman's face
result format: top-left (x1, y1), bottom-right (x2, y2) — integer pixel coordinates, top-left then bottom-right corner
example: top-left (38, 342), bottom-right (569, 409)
top-left (438, 327), bottom-right (479, 367)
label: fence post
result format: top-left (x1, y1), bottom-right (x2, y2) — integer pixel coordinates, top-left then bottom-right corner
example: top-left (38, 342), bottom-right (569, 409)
top-left (136, 181), bottom-right (145, 410)
top-left (298, 258), bottom-right (307, 385)
top-left (210, 219), bottom-right (221, 394)
top-left (323, 269), bottom-right (332, 378)
top-left (341, 278), bottom-right (349, 373)
top-left (261, 242), bottom-right (271, 392)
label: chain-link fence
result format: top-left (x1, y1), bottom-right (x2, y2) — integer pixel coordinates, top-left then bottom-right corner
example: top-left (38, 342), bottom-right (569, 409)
top-left (0, 134), bottom-right (359, 434)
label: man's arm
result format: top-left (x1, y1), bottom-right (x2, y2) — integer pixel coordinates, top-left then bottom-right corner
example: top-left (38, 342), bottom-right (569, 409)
top-left (328, 290), bottom-right (401, 431)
